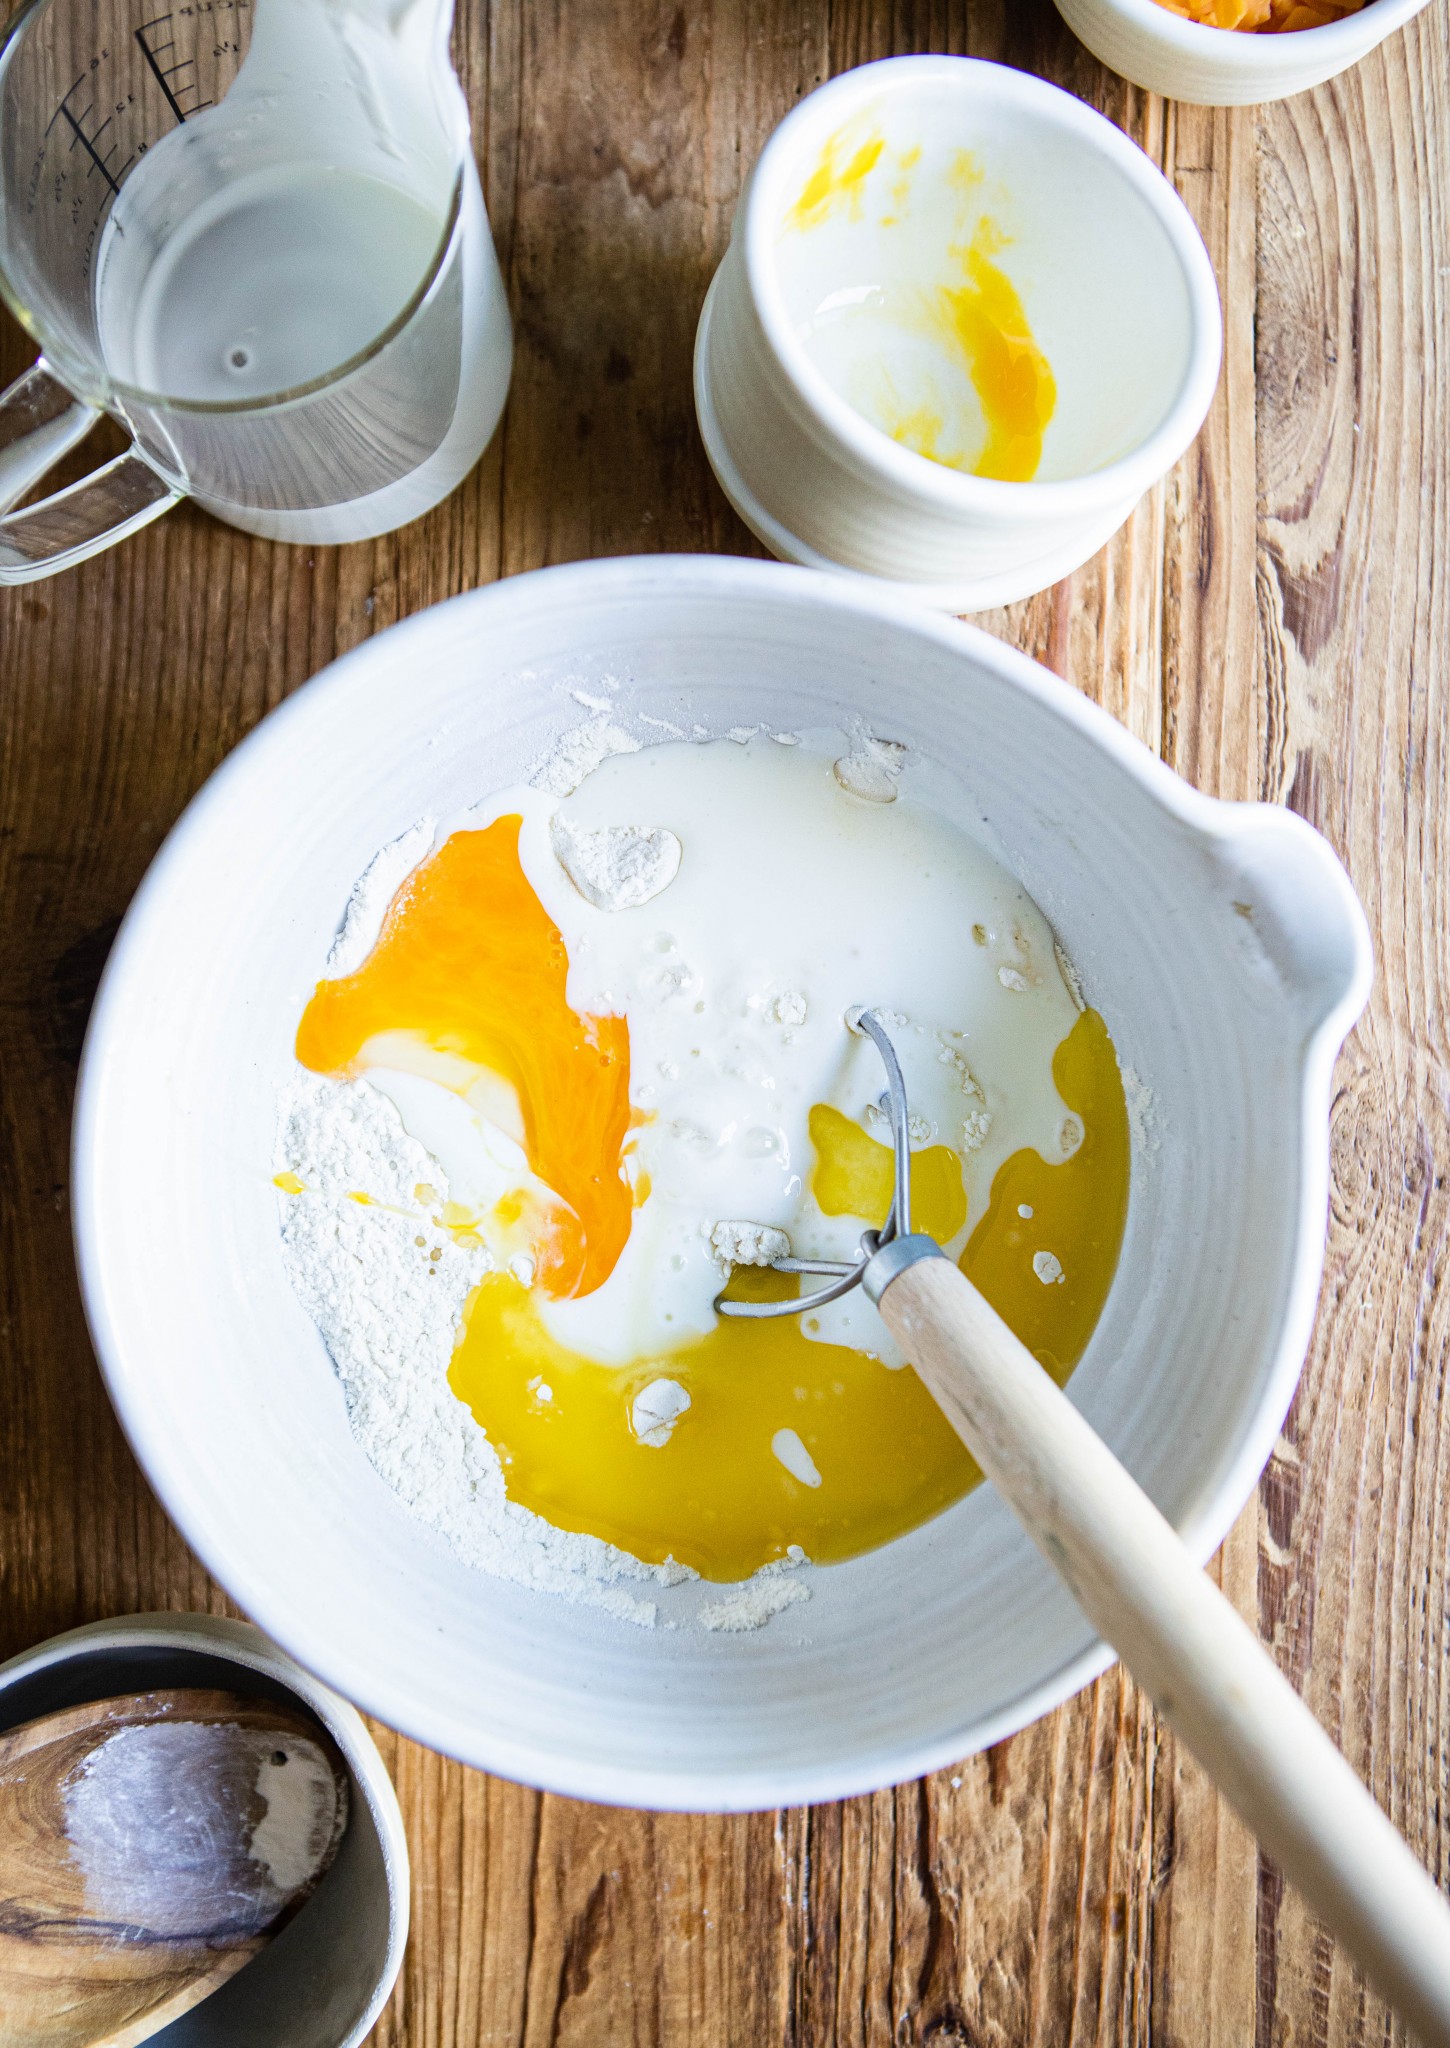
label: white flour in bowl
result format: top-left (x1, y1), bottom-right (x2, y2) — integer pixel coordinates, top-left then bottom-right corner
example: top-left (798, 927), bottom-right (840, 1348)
top-left (278, 1076), bottom-right (691, 1628)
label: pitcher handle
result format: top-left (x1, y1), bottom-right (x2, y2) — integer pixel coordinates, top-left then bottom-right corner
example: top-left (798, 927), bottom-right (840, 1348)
top-left (0, 361), bottom-right (180, 584)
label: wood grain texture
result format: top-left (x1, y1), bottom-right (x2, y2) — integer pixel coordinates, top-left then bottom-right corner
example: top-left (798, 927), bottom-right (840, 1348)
top-left (1, 2), bottom-right (1446, 2043)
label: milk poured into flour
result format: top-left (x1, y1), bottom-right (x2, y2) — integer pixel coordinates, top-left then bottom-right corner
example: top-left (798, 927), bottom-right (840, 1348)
top-left (278, 732), bottom-right (1131, 1594)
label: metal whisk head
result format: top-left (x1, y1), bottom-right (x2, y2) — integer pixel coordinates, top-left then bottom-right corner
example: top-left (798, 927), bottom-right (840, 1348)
top-left (715, 1008), bottom-right (915, 1320)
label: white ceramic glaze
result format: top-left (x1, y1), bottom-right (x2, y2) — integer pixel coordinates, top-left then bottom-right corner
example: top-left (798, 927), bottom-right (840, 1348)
top-left (72, 555), bottom-right (1371, 1812)
top-left (1054, 0), bottom-right (1434, 105)
top-left (0, 1612), bottom-right (409, 2046)
top-left (694, 57), bottom-right (1222, 610)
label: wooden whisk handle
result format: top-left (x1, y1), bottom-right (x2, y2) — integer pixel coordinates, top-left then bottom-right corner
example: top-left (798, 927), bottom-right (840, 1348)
top-left (876, 1252), bottom-right (1450, 2048)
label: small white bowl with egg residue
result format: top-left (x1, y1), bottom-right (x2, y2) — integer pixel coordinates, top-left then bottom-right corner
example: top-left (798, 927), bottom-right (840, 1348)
top-left (0, 1612), bottom-right (409, 2045)
top-left (73, 554), bottom-right (1370, 1812)
top-left (1053, 0), bottom-right (1434, 106)
top-left (694, 56), bottom-right (1223, 610)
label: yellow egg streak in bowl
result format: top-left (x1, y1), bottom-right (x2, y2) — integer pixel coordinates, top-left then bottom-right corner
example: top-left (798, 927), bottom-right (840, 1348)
top-left (73, 556), bottom-right (1370, 1811)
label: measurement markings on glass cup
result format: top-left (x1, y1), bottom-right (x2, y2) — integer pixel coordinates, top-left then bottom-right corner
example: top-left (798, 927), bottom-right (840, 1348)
top-left (134, 1), bottom-right (252, 123)
top-left (35, 58), bottom-right (136, 266)
top-left (135, 14), bottom-right (204, 124)
top-left (48, 83), bottom-right (124, 196)
top-left (24, 2), bottom-right (252, 272)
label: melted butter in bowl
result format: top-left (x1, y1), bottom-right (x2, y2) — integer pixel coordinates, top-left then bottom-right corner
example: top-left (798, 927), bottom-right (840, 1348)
top-left (446, 1006), bottom-right (1125, 1583)
top-left (280, 735), bottom-right (1130, 1592)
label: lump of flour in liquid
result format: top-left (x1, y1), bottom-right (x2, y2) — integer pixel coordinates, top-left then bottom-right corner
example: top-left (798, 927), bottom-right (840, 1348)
top-left (551, 814), bottom-right (682, 911)
top-left (833, 730), bottom-right (907, 804)
top-left (710, 1219), bottom-right (791, 1273)
top-left (772, 1428), bottom-right (822, 1488)
top-left (1032, 1250), bottom-right (1066, 1287)
top-left (632, 1377), bottom-right (691, 1447)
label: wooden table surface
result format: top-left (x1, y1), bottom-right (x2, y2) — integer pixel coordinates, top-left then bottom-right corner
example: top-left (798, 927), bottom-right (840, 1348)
top-left (3, 2), bottom-right (1448, 2041)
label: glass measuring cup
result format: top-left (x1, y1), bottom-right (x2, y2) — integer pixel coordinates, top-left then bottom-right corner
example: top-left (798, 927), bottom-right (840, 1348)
top-left (0, 0), bottom-right (513, 582)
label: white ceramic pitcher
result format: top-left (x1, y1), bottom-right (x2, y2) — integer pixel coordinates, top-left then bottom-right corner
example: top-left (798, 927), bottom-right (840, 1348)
top-left (0, 0), bottom-right (513, 580)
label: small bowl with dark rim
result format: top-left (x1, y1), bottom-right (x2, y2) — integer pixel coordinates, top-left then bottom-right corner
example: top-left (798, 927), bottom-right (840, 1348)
top-left (0, 1611), bottom-right (409, 2048)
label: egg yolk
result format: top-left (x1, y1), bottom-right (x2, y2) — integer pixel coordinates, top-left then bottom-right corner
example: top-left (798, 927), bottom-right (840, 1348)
top-left (785, 130), bottom-right (1057, 483)
top-left (294, 817), bottom-right (631, 1299)
top-left (864, 225), bottom-right (1056, 485)
top-left (295, 824), bottom-right (1130, 1584)
top-left (926, 224), bottom-right (1056, 483)
top-left (786, 128), bottom-right (887, 230)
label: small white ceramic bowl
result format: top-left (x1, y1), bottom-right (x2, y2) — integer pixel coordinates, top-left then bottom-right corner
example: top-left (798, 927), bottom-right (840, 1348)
top-left (73, 556), bottom-right (1370, 1812)
top-left (1054, 0), bottom-right (1434, 105)
top-left (0, 1612), bottom-right (409, 2045)
top-left (695, 57), bottom-right (1222, 610)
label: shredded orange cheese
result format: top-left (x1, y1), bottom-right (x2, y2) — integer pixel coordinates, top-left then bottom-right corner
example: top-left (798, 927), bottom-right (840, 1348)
top-left (1152, 0), bottom-right (1366, 27)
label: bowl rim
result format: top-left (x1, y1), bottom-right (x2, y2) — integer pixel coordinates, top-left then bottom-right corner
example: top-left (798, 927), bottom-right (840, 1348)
top-left (70, 554), bottom-right (1372, 1811)
top-left (0, 1612), bottom-right (410, 2038)
top-left (741, 54), bottom-right (1224, 520)
top-left (1057, 0), bottom-right (1432, 63)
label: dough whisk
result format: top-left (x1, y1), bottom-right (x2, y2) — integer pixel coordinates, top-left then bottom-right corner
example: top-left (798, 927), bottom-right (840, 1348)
top-left (714, 1007), bottom-right (1450, 2048)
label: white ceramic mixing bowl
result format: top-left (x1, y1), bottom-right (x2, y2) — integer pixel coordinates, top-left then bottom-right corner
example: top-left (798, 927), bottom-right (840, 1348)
top-left (694, 57), bottom-right (1222, 609)
top-left (73, 556), bottom-right (1370, 1811)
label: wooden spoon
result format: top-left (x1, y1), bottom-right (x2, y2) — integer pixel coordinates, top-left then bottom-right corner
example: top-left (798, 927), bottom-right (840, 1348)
top-left (0, 1687), bottom-right (349, 2048)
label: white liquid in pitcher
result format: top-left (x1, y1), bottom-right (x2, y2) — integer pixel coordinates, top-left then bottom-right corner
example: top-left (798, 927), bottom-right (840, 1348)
top-left (87, 0), bottom-right (514, 542)
top-left (97, 164), bottom-right (445, 403)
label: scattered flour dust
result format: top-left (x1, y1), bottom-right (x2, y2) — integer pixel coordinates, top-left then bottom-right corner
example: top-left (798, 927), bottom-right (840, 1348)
top-left (1121, 1061), bottom-right (1160, 1160)
top-left (531, 710), bottom-right (640, 798)
top-left (327, 818), bottom-right (435, 976)
top-left (277, 1075), bottom-right (692, 1627)
top-left (699, 1558), bottom-right (812, 1633)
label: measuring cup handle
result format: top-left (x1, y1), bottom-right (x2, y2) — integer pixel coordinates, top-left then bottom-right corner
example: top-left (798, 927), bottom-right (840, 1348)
top-left (0, 360), bottom-right (180, 585)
